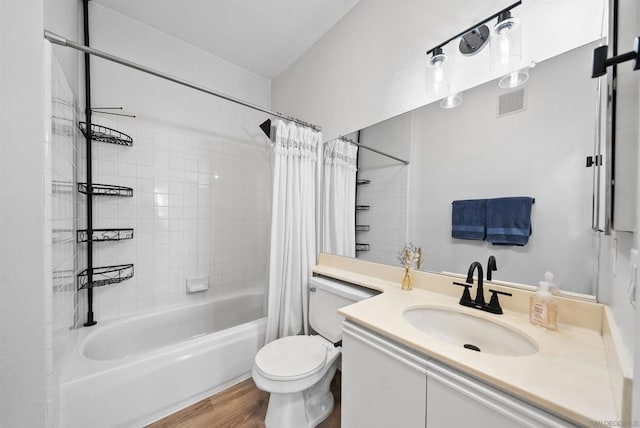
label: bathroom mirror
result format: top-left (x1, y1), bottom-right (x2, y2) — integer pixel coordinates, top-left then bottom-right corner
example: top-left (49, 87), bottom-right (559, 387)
top-left (331, 41), bottom-right (603, 296)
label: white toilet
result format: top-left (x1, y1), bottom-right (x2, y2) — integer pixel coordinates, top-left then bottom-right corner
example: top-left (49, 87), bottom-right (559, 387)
top-left (252, 276), bottom-right (377, 427)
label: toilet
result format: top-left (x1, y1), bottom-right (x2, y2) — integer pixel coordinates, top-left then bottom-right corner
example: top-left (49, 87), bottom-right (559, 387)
top-left (252, 276), bottom-right (377, 427)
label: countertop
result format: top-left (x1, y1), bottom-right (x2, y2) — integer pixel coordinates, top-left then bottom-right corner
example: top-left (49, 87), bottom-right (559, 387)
top-left (314, 254), bottom-right (627, 427)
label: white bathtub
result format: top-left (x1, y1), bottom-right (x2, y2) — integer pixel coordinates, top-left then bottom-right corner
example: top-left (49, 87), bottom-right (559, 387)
top-left (60, 292), bottom-right (266, 428)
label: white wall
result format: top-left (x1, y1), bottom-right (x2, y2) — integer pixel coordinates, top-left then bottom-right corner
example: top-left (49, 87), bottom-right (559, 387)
top-left (272, 0), bottom-right (607, 141)
top-left (44, 0), bottom-right (81, 97)
top-left (0, 1), bottom-right (49, 426)
top-left (409, 43), bottom-right (599, 293)
top-left (90, 3), bottom-right (271, 135)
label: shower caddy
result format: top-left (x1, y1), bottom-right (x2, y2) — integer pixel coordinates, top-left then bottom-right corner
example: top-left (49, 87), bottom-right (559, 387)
top-left (355, 153), bottom-right (370, 255)
top-left (76, 121), bottom-right (135, 324)
top-left (77, 0), bottom-right (134, 326)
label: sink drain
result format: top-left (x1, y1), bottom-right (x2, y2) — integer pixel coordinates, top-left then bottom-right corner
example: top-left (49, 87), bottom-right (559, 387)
top-left (463, 344), bottom-right (481, 352)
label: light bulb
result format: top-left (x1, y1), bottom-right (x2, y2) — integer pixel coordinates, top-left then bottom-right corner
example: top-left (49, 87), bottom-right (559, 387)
top-left (490, 11), bottom-right (522, 73)
top-left (427, 48), bottom-right (449, 95)
top-left (495, 17), bottom-right (516, 35)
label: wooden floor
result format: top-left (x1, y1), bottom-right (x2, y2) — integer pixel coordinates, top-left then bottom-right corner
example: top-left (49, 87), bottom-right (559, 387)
top-left (147, 373), bottom-right (341, 428)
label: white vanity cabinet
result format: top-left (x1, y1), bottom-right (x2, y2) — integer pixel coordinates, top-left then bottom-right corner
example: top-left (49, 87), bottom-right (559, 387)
top-left (341, 321), bottom-right (427, 428)
top-left (341, 321), bottom-right (576, 428)
top-left (424, 360), bottom-right (574, 428)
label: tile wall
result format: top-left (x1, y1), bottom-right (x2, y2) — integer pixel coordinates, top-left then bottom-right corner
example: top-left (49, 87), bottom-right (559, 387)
top-left (46, 52), bottom-right (82, 428)
top-left (355, 165), bottom-right (408, 265)
top-left (83, 115), bottom-right (271, 321)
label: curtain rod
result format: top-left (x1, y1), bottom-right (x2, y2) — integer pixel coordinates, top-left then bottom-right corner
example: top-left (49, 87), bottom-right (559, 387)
top-left (43, 30), bottom-right (322, 132)
top-left (338, 136), bottom-right (409, 165)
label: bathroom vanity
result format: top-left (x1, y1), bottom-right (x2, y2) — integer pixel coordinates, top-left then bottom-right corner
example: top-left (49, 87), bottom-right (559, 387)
top-left (342, 321), bottom-right (571, 427)
top-left (313, 253), bottom-right (632, 427)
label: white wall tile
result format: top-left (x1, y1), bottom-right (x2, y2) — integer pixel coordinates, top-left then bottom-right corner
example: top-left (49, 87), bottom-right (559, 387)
top-left (81, 115), bottom-right (271, 321)
top-left (44, 53), bottom-right (82, 428)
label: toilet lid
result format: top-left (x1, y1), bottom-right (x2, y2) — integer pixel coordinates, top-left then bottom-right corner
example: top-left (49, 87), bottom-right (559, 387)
top-left (255, 336), bottom-right (328, 381)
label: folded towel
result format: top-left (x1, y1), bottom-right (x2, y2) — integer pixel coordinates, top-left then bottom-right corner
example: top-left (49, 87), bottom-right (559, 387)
top-left (451, 199), bottom-right (487, 240)
top-left (486, 197), bottom-right (534, 246)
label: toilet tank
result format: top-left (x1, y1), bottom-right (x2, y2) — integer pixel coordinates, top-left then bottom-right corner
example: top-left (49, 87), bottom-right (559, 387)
top-left (308, 276), bottom-right (379, 343)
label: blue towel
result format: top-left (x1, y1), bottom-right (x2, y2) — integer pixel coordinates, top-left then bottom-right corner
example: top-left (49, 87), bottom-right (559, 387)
top-left (451, 199), bottom-right (486, 240)
top-left (486, 197), bottom-right (534, 246)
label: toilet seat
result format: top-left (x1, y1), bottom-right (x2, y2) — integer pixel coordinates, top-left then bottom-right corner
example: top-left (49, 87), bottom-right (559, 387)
top-left (255, 336), bottom-right (328, 381)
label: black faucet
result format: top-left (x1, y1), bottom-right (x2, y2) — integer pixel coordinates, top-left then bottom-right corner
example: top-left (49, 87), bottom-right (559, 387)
top-left (453, 261), bottom-right (512, 315)
top-left (466, 261), bottom-right (485, 307)
top-left (487, 255), bottom-right (497, 281)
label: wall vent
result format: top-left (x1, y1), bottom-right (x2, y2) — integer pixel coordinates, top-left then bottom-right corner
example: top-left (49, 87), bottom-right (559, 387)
top-left (497, 88), bottom-right (527, 117)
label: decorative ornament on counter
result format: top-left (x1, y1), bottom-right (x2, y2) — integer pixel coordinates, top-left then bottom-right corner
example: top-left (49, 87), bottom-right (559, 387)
top-left (398, 243), bottom-right (423, 291)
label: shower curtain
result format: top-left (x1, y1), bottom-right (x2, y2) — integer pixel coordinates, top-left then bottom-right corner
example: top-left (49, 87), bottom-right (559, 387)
top-left (322, 138), bottom-right (358, 257)
top-left (265, 119), bottom-right (322, 343)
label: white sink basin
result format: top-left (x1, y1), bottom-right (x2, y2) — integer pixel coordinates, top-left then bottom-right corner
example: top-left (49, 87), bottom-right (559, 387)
top-left (403, 307), bottom-right (538, 356)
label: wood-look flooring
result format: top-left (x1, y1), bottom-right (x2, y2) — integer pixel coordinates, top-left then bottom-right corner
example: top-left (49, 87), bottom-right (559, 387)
top-left (147, 373), bottom-right (341, 428)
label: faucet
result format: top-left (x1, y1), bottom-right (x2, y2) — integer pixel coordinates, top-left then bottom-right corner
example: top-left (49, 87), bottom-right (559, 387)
top-left (466, 261), bottom-right (485, 307)
top-left (487, 255), bottom-right (497, 281)
top-left (453, 261), bottom-right (512, 314)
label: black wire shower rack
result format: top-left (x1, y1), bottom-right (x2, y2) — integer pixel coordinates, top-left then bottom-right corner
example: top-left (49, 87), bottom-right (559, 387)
top-left (78, 183), bottom-right (133, 197)
top-left (79, 121), bottom-right (133, 146)
top-left (77, 228), bottom-right (134, 243)
top-left (77, 264), bottom-right (134, 289)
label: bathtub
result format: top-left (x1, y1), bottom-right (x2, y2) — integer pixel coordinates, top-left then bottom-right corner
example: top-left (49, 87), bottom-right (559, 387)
top-left (59, 292), bottom-right (266, 428)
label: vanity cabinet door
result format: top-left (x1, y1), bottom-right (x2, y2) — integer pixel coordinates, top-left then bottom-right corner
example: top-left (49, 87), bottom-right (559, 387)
top-left (342, 321), bottom-right (428, 428)
top-left (426, 361), bottom-right (575, 428)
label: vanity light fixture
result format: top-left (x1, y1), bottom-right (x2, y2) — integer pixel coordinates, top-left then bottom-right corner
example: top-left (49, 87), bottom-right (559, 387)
top-left (491, 10), bottom-right (527, 88)
top-left (491, 11), bottom-right (522, 66)
top-left (427, 47), bottom-right (449, 95)
top-left (591, 37), bottom-right (640, 78)
top-left (459, 25), bottom-right (490, 56)
top-left (425, 1), bottom-right (524, 95)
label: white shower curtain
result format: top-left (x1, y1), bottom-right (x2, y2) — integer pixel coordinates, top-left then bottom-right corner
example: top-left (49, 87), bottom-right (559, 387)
top-left (322, 138), bottom-right (358, 257)
top-left (265, 119), bottom-right (322, 343)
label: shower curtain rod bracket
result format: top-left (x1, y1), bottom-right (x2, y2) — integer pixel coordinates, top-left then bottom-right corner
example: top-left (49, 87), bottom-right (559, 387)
top-left (259, 119), bottom-right (272, 138)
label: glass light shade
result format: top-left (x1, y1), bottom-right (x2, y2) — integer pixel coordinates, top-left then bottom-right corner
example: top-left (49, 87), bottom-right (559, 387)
top-left (427, 51), bottom-right (449, 95)
top-left (499, 68), bottom-right (529, 89)
top-left (440, 92), bottom-right (462, 109)
top-left (490, 15), bottom-right (522, 72)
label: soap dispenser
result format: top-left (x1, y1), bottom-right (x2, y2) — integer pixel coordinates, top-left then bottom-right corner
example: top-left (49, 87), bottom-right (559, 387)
top-left (529, 271), bottom-right (558, 330)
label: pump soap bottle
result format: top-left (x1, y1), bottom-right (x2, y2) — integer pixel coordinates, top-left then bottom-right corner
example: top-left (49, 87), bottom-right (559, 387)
top-left (529, 271), bottom-right (558, 330)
